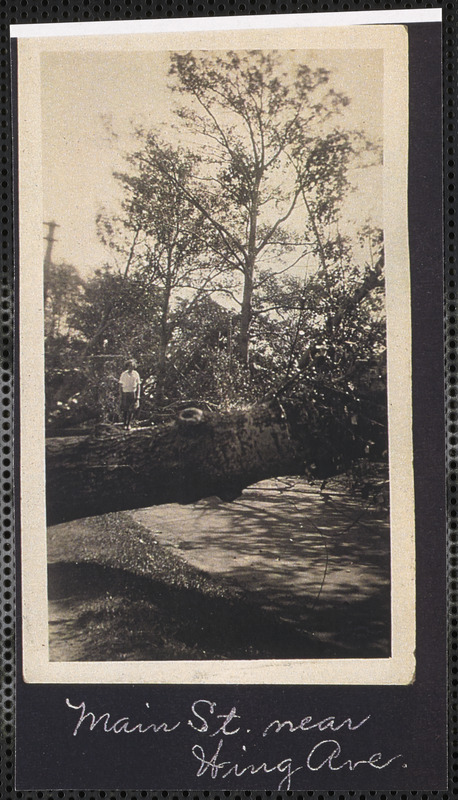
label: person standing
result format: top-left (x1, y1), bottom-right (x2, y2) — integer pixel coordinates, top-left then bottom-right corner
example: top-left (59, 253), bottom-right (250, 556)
top-left (118, 360), bottom-right (141, 430)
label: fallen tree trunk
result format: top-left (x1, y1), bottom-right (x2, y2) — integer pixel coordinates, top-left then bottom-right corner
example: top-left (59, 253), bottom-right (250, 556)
top-left (46, 393), bottom-right (381, 525)
top-left (46, 403), bottom-right (303, 524)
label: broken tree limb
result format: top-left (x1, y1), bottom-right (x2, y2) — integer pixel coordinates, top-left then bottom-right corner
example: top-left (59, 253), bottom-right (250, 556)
top-left (45, 393), bottom-right (381, 525)
top-left (46, 403), bottom-right (303, 524)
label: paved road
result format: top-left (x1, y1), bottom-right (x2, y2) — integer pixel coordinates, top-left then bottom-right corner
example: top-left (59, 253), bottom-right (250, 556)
top-left (129, 477), bottom-right (390, 656)
top-left (47, 476), bottom-right (390, 659)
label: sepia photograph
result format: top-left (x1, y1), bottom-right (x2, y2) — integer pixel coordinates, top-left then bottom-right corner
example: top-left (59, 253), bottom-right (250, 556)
top-left (16, 18), bottom-right (415, 684)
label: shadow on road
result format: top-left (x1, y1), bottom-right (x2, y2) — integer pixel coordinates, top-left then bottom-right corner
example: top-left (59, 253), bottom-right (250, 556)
top-left (48, 561), bottom-right (338, 662)
top-left (47, 476), bottom-right (391, 661)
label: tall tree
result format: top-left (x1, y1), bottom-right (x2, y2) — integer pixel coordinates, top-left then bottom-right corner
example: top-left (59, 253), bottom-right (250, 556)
top-left (132, 50), bottom-right (365, 364)
top-left (103, 144), bottom-right (234, 405)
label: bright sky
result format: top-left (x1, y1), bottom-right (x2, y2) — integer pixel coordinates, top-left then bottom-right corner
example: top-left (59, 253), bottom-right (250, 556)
top-left (41, 47), bottom-right (383, 276)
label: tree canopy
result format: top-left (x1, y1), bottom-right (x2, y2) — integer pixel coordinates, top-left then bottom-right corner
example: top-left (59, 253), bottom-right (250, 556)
top-left (44, 49), bottom-right (386, 476)
top-left (135, 50), bottom-right (369, 364)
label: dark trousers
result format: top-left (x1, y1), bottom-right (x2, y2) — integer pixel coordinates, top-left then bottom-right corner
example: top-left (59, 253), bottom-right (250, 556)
top-left (120, 392), bottom-right (136, 428)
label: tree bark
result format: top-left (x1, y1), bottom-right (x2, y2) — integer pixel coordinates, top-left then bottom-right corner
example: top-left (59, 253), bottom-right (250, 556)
top-left (239, 268), bottom-right (253, 366)
top-left (155, 273), bottom-right (172, 407)
top-left (46, 402), bottom-right (303, 525)
top-left (46, 390), bottom-right (379, 525)
top-left (239, 188), bottom-right (259, 365)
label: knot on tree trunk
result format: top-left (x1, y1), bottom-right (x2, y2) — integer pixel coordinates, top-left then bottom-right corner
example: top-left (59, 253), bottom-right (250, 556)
top-left (177, 407), bottom-right (205, 426)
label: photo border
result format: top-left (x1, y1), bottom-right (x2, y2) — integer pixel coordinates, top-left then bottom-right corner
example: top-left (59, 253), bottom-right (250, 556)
top-left (16, 13), bottom-right (414, 687)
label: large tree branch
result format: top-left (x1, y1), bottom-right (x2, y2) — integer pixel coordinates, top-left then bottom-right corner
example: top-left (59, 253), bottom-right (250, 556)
top-left (139, 152), bottom-right (248, 268)
top-left (256, 185), bottom-right (303, 254)
top-left (254, 253), bottom-right (311, 289)
top-left (191, 89), bottom-right (253, 183)
top-left (45, 391), bottom-right (373, 525)
top-left (331, 255), bottom-right (384, 329)
top-left (300, 188), bottom-right (331, 291)
top-left (284, 147), bottom-right (331, 290)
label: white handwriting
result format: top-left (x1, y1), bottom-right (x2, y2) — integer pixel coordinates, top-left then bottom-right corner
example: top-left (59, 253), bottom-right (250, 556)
top-left (66, 699), bottom-right (181, 737)
top-left (263, 714), bottom-right (370, 737)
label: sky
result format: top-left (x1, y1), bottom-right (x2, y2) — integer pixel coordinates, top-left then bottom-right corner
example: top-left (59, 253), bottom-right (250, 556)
top-left (40, 47), bottom-right (383, 277)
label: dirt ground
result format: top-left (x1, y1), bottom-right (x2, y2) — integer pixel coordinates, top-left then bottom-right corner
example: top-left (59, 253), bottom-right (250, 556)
top-left (47, 475), bottom-right (390, 661)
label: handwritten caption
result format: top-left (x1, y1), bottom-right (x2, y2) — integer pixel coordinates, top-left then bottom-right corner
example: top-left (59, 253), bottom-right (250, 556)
top-left (66, 698), bottom-right (405, 789)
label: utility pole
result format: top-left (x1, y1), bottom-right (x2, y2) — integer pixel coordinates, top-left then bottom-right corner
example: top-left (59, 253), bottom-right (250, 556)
top-left (43, 220), bottom-right (60, 307)
top-left (43, 220), bottom-right (60, 271)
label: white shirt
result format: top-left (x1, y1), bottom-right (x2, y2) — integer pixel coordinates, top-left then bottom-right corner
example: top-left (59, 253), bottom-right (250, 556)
top-left (119, 370), bottom-right (141, 393)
